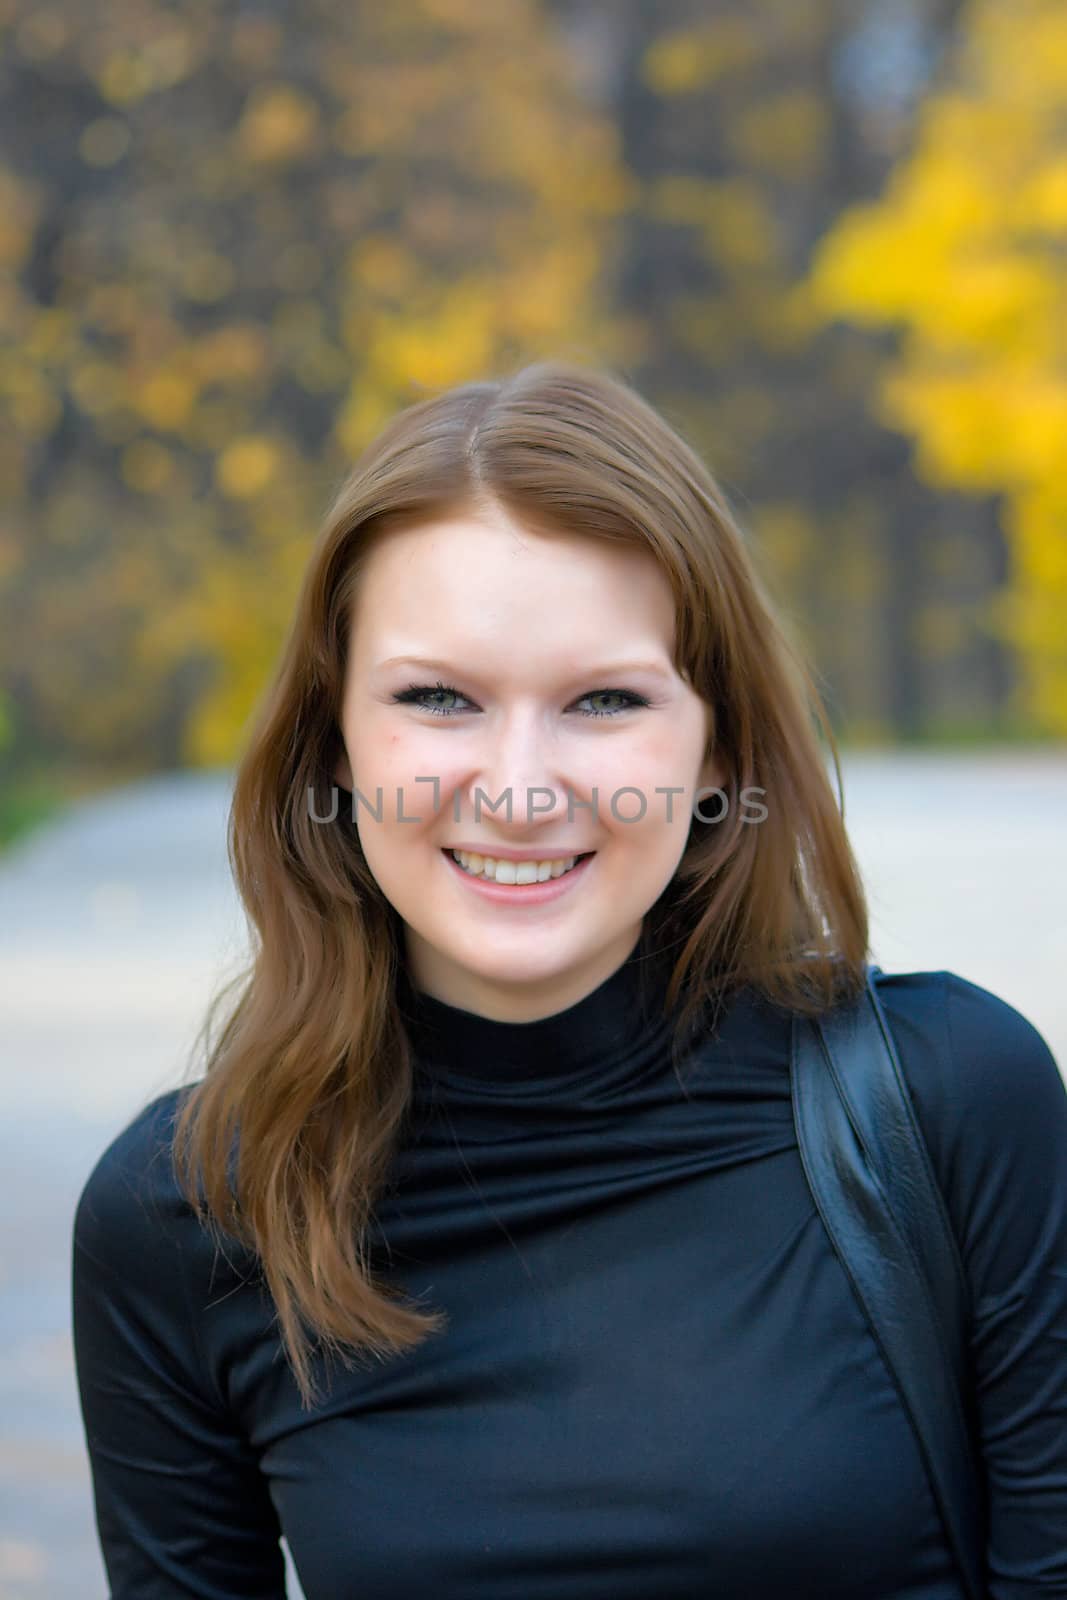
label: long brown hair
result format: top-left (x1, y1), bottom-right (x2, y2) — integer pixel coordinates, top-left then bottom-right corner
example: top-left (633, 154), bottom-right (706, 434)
top-left (171, 360), bottom-right (869, 1409)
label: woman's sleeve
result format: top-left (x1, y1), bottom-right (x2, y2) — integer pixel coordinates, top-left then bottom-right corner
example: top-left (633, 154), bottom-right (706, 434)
top-left (71, 1100), bottom-right (288, 1599)
top-left (924, 974), bottom-right (1067, 1598)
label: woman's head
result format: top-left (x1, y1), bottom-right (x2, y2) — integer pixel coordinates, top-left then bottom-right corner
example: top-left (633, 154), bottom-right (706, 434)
top-left (311, 359), bottom-right (866, 1015)
top-left (173, 360), bottom-right (869, 1408)
top-left (332, 501), bottom-right (726, 1023)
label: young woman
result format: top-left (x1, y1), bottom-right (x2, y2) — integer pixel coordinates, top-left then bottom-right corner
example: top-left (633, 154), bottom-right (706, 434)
top-left (72, 361), bottom-right (1067, 1598)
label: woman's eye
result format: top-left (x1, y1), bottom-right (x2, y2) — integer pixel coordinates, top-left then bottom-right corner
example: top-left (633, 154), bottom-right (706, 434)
top-left (392, 681), bottom-right (467, 716)
top-left (392, 682), bottom-right (649, 719)
top-left (577, 690), bottom-right (644, 718)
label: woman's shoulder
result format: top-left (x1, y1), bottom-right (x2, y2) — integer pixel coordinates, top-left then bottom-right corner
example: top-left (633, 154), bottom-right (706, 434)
top-left (872, 966), bottom-right (1063, 1124)
top-left (870, 968), bottom-right (1066, 1262)
top-left (71, 1086), bottom-right (269, 1440)
top-left (72, 1085), bottom-right (215, 1280)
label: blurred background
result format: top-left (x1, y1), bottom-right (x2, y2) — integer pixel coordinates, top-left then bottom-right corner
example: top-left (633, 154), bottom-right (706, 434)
top-left (0, 0), bottom-right (1064, 1593)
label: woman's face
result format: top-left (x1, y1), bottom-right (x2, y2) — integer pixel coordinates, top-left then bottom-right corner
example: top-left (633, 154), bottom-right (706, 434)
top-left (333, 503), bottom-right (724, 1021)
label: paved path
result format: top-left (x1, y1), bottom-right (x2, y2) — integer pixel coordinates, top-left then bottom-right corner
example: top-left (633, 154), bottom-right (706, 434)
top-left (1, 752), bottom-right (1064, 1598)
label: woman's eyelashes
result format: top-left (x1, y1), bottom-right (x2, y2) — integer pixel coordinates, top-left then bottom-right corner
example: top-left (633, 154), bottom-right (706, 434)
top-left (392, 679), bottom-right (651, 720)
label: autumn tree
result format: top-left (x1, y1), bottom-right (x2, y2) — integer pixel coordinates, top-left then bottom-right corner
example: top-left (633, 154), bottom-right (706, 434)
top-left (0, 0), bottom-right (629, 774)
top-left (547, 0), bottom-right (1026, 742)
top-left (802, 0), bottom-right (1067, 735)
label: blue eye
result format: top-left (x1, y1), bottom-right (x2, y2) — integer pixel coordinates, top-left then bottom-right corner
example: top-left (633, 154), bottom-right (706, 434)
top-left (391, 680), bottom-right (649, 719)
top-left (393, 681), bottom-right (466, 717)
top-left (579, 690), bottom-right (645, 719)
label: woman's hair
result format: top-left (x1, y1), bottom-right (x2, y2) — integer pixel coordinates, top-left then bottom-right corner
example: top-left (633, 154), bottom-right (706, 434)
top-left (171, 359), bottom-right (869, 1409)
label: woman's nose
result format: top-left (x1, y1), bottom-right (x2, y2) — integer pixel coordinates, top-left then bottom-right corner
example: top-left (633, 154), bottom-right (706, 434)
top-left (465, 770), bottom-right (576, 828)
top-left (466, 731), bottom-right (579, 828)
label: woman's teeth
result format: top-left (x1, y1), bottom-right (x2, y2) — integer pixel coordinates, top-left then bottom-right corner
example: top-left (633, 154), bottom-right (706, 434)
top-left (450, 849), bottom-right (584, 885)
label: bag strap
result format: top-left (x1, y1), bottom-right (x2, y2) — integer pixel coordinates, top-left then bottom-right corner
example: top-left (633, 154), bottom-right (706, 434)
top-left (790, 961), bottom-right (987, 1600)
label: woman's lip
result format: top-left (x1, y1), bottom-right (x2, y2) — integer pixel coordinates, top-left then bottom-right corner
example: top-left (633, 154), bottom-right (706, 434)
top-left (442, 847), bottom-right (595, 903)
top-left (443, 845), bottom-right (596, 861)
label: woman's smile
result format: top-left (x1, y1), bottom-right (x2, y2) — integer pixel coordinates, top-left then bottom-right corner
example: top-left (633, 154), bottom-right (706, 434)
top-left (441, 844), bottom-right (597, 905)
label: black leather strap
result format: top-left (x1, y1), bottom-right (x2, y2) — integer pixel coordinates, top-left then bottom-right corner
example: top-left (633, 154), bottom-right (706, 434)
top-left (790, 962), bottom-right (987, 1600)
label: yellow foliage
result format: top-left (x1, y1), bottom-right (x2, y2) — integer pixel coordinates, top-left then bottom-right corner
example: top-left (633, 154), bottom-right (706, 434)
top-left (348, 236), bottom-right (420, 297)
top-left (730, 90), bottom-right (828, 181)
top-left (139, 28), bottom-right (195, 91)
top-left (135, 505), bottom-right (320, 766)
top-left (230, 16), bottom-right (283, 72)
top-left (665, 294), bottom-right (740, 363)
top-left (215, 436), bottom-right (281, 498)
top-left (418, 0), bottom-right (495, 26)
top-left (700, 179), bottom-right (780, 273)
top-left (292, 343), bottom-right (350, 394)
top-left (803, 0), bottom-right (1067, 733)
top-left (84, 282), bottom-right (140, 333)
top-left (644, 174), bottom-right (780, 273)
top-left (184, 604), bottom-right (286, 765)
top-left (0, 0), bottom-right (626, 770)
top-left (185, 398), bottom-right (246, 447)
top-left (496, 240), bottom-right (601, 342)
top-left (334, 387), bottom-right (398, 459)
top-left (1013, 157), bottom-right (1067, 229)
top-left (190, 324), bottom-right (271, 384)
top-left (272, 241), bottom-right (323, 294)
top-left (365, 282), bottom-right (496, 392)
top-left (238, 84), bottom-right (321, 164)
top-left (962, 3), bottom-right (1067, 101)
top-left (881, 359), bottom-right (1067, 491)
top-left (0, 441), bottom-right (26, 506)
top-left (121, 439), bottom-right (176, 494)
top-left (642, 19), bottom-right (759, 96)
top-left (751, 502), bottom-right (817, 582)
top-left (95, 51), bottom-right (156, 107)
top-left (271, 298), bottom-right (327, 352)
top-left (915, 604), bottom-right (968, 658)
top-left (13, 9), bottom-right (68, 62)
top-left (644, 174), bottom-right (723, 227)
top-left (134, 370), bottom-right (198, 431)
top-left (1006, 481), bottom-right (1067, 588)
top-left (6, 369), bottom-right (61, 436)
top-left (26, 307), bottom-right (76, 361)
top-left (180, 251), bottom-right (236, 303)
top-left (78, 117), bottom-right (130, 167)
top-left (0, 167), bottom-right (43, 270)
top-left (759, 278), bottom-right (825, 353)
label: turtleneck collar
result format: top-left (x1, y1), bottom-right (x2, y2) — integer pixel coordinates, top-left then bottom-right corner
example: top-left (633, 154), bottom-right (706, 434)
top-left (396, 936), bottom-right (679, 1105)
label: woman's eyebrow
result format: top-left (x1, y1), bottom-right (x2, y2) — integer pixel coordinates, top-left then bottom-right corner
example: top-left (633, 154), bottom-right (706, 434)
top-left (376, 654), bottom-right (673, 679)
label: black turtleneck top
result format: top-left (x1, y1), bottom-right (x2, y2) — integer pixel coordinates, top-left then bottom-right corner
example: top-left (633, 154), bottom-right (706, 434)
top-left (72, 951), bottom-right (1067, 1599)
